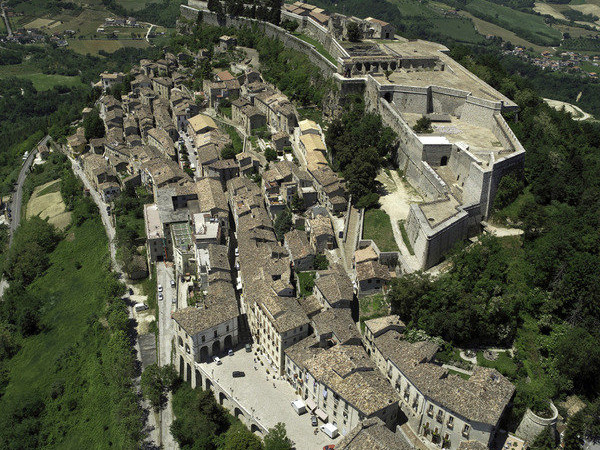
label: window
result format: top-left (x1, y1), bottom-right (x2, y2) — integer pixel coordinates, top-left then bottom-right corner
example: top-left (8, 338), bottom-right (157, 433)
top-left (201, 335), bottom-right (205, 343)
top-left (462, 424), bottom-right (470, 438)
top-left (178, 337), bottom-right (183, 347)
top-left (427, 405), bottom-right (434, 417)
top-left (214, 330), bottom-right (218, 338)
top-left (226, 325), bottom-right (229, 332)
top-left (447, 416), bottom-right (454, 429)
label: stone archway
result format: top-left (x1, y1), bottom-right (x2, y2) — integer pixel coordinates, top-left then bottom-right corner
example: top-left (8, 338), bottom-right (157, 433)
top-left (440, 156), bottom-right (448, 166)
top-left (224, 335), bottom-right (233, 351)
top-left (219, 391), bottom-right (227, 406)
top-left (200, 346), bottom-right (209, 362)
top-left (251, 424), bottom-right (262, 436)
top-left (383, 92), bottom-right (393, 103)
top-left (195, 369), bottom-right (202, 389)
top-left (186, 363), bottom-right (191, 383)
top-left (206, 378), bottom-right (213, 391)
top-left (179, 355), bottom-right (184, 376)
top-left (212, 340), bottom-right (221, 356)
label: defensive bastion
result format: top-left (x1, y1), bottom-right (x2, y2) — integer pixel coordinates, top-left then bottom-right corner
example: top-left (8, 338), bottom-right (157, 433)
top-left (180, 1), bottom-right (525, 270)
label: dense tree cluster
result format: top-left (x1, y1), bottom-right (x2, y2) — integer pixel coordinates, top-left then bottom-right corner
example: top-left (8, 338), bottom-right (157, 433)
top-left (389, 48), bottom-right (600, 432)
top-left (208, 0), bottom-right (283, 25)
top-left (326, 97), bottom-right (396, 206)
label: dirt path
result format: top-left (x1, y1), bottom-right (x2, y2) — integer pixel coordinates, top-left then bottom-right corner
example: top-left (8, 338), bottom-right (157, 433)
top-left (377, 170), bottom-right (423, 272)
top-left (544, 98), bottom-right (593, 121)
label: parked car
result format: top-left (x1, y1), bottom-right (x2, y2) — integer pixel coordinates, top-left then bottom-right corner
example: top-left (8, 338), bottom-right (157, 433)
top-left (245, 344), bottom-right (252, 353)
top-left (158, 293), bottom-right (163, 301)
top-left (158, 284), bottom-right (163, 292)
top-left (134, 303), bottom-right (148, 312)
top-left (213, 356), bottom-right (222, 365)
top-left (323, 446), bottom-right (335, 450)
top-left (311, 415), bottom-right (318, 427)
top-left (232, 371), bottom-right (245, 378)
top-left (227, 349), bottom-right (234, 356)
top-left (172, 297), bottom-right (176, 304)
top-left (170, 279), bottom-right (176, 288)
top-left (234, 247), bottom-right (239, 257)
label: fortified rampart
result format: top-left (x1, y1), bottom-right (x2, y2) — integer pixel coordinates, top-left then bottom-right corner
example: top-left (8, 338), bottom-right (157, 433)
top-left (180, 1), bottom-right (525, 270)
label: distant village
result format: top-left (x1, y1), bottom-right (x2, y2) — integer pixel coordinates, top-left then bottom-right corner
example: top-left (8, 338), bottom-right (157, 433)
top-left (503, 45), bottom-right (600, 78)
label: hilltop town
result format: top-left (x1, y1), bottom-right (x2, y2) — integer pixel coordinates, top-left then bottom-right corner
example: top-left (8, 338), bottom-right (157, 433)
top-left (58, 1), bottom-right (537, 449)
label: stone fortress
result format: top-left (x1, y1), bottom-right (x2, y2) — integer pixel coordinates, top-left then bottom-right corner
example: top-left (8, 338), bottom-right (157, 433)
top-left (181, 1), bottom-right (525, 270)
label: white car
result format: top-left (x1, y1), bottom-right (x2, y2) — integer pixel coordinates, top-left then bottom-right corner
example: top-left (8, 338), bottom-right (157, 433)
top-left (213, 356), bottom-right (222, 365)
top-left (170, 280), bottom-right (176, 288)
top-left (158, 293), bottom-right (163, 301)
top-left (234, 248), bottom-right (239, 257)
top-left (158, 284), bottom-right (163, 292)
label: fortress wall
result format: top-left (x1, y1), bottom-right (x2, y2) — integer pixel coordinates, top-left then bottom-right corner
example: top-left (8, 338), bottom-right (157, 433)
top-left (422, 142), bottom-right (453, 167)
top-left (430, 86), bottom-right (469, 116)
top-left (491, 114), bottom-right (525, 154)
top-left (460, 96), bottom-right (502, 128)
top-left (401, 57), bottom-right (439, 69)
top-left (462, 163), bottom-right (490, 215)
top-left (485, 150), bottom-right (525, 216)
top-left (391, 86), bottom-right (429, 114)
top-left (449, 145), bottom-right (480, 182)
top-left (187, 7), bottom-right (337, 76)
top-left (181, 4), bottom-right (202, 21)
top-left (419, 161), bottom-right (449, 198)
top-left (406, 206), bottom-right (429, 268)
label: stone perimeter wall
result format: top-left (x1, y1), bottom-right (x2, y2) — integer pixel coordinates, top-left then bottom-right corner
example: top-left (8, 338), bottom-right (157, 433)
top-left (181, 5), bottom-right (337, 76)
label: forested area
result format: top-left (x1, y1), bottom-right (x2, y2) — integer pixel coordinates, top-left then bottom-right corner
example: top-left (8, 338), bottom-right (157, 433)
top-left (171, 383), bottom-right (293, 450)
top-left (388, 47), bottom-right (600, 441)
top-left (102, 0), bottom-right (186, 27)
top-left (0, 156), bottom-right (142, 447)
top-left (325, 97), bottom-right (396, 208)
top-left (0, 43), bottom-right (162, 197)
top-left (169, 22), bottom-right (331, 106)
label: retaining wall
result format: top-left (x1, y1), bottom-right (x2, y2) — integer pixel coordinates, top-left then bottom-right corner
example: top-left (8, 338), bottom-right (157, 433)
top-left (182, 5), bottom-right (338, 76)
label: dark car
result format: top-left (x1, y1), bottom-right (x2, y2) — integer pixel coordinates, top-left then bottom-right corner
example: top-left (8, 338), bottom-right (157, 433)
top-left (232, 371), bottom-right (245, 378)
top-left (311, 415), bottom-right (318, 427)
top-left (323, 446), bottom-right (335, 450)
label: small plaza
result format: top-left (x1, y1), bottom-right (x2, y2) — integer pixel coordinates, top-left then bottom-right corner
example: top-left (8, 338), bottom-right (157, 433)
top-left (195, 346), bottom-right (342, 450)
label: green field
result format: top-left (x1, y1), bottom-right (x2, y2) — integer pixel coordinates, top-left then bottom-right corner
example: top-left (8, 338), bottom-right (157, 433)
top-left (363, 209), bottom-right (399, 252)
top-left (116, 0), bottom-right (155, 10)
top-left (429, 16), bottom-right (486, 44)
top-left (67, 38), bottom-right (149, 55)
top-left (464, 0), bottom-right (562, 45)
top-left (0, 64), bottom-right (82, 90)
top-left (293, 32), bottom-right (337, 65)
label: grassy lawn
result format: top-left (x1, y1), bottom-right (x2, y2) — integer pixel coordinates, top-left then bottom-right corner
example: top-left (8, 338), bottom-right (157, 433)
top-left (464, 0), bottom-right (562, 45)
top-left (67, 38), bottom-right (149, 55)
top-left (293, 33), bottom-right (337, 65)
top-left (363, 209), bottom-right (399, 252)
top-left (358, 293), bottom-right (390, 331)
top-left (398, 220), bottom-right (414, 255)
top-left (476, 350), bottom-right (518, 379)
top-left (218, 121), bottom-right (244, 153)
top-left (116, 0), bottom-right (155, 10)
top-left (428, 17), bottom-right (486, 44)
top-left (0, 64), bottom-right (82, 90)
top-left (297, 271), bottom-right (316, 297)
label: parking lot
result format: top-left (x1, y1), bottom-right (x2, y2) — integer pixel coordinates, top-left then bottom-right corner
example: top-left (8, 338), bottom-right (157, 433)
top-left (197, 346), bottom-right (342, 450)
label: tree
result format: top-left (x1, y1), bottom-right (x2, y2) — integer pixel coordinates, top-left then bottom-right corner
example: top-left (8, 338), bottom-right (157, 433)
top-left (313, 254), bottom-right (329, 270)
top-left (274, 209), bottom-right (292, 241)
top-left (531, 427), bottom-right (557, 450)
top-left (264, 423), bottom-right (292, 450)
top-left (265, 147), bottom-right (278, 162)
top-left (413, 116), bottom-right (432, 133)
top-left (346, 22), bottom-right (362, 42)
top-left (141, 364), bottom-right (177, 412)
top-left (290, 193), bottom-right (304, 213)
top-left (221, 145), bottom-right (237, 160)
top-left (82, 108), bottom-right (105, 140)
top-left (220, 423), bottom-right (263, 450)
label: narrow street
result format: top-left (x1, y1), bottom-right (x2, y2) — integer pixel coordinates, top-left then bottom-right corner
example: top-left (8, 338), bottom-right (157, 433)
top-left (156, 261), bottom-right (178, 450)
top-left (67, 155), bottom-right (164, 448)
